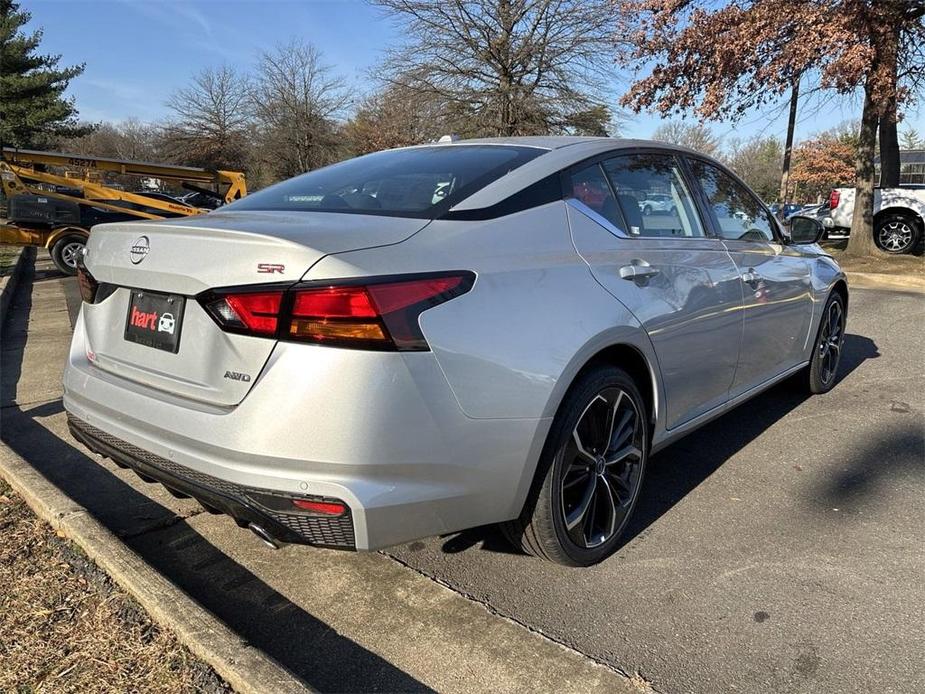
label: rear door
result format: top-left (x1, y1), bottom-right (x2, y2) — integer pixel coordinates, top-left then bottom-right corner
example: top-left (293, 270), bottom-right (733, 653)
top-left (685, 157), bottom-right (814, 395)
top-left (567, 151), bottom-right (743, 430)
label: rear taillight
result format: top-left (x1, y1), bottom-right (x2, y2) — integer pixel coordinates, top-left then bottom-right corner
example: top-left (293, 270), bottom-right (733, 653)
top-left (199, 272), bottom-right (474, 351)
top-left (218, 292), bottom-right (282, 335)
top-left (76, 255), bottom-right (98, 303)
top-left (829, 189), bottom-right (840, 210)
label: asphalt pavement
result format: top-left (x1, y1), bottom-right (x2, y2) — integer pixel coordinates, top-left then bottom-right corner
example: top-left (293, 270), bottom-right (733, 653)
top-left (389, 285), bottom-right (925, 693)
top-left (1, 253), bottom-right (923, 693)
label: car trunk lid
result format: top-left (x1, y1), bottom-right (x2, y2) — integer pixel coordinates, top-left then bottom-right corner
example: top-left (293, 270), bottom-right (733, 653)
top-left (81, 211), bottom-right (426, 406)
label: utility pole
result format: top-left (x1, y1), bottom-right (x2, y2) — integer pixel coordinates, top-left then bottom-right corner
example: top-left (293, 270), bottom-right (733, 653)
top-left (778, 78), bottom-right (800, 204)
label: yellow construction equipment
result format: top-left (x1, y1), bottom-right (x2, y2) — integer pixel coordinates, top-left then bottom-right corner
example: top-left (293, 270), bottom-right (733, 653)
top-left (1, 148), bottom-right (247, 274)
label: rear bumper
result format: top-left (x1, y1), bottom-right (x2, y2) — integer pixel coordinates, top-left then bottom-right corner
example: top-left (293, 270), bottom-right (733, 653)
top-left (68, 414), bottom-right (356, 549)
top-left (64, 311), bottom-right (550, 550)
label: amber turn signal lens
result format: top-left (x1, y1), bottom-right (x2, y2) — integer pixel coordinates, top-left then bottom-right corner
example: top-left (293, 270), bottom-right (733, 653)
top-left (289, 318), bottom-right (387, 342)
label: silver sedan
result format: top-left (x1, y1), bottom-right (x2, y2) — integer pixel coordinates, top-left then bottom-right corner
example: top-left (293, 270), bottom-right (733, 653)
top-left (64, 137), bottom-right (846, 566)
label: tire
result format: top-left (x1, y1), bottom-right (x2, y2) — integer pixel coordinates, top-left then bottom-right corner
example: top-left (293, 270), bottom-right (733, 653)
top-left (642, 205), bottom-right (652, 216)
top-left (501, 365), bottom-right (648, 566)
top-left (50, 234), bottom-right (86, 275)
top-left (806, 291), bottom-right (846, 394)
top-left (874, 213), bottom-right (921, 254)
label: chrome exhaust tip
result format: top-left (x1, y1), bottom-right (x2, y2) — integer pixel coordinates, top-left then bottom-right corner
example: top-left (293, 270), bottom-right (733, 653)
top-left (248, 522), bottom-right (281, 550)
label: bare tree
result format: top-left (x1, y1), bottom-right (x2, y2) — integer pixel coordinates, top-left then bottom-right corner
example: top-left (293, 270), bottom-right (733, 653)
top-left (343, 84), bottom-right (448, 155)
top-left (651, 120), bottom-right (721, 156)
top-left (163, 65), bottom-right (252, 171)
top-left (64, 118), bottom-right (160, 161)
top-left (724, 136), bottom-right (784, 202)
top-left (372, 0), bottom-right (621, 137)
top-left (252, 40), bottom-right (353, 179)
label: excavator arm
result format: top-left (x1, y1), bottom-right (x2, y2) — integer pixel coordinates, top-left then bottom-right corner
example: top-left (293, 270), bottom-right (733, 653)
top-left (0, 147), bottom-right (247, 275)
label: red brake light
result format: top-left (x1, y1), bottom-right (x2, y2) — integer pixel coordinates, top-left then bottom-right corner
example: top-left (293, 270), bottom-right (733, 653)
top-left (207, 290), bottom-right (283, 335)
top-left (292, 286), bottom-right (378, 318)
top-left (199, 272), bottom-right (474, 351)
top-left (829, 189), bottom-right (840, 210)
top-left (368, 276), bottom-right (464, 314)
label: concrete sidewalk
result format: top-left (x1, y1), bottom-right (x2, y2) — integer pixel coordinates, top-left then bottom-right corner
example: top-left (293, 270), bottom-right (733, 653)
top-left (0, 252), bottom-right (645, 692)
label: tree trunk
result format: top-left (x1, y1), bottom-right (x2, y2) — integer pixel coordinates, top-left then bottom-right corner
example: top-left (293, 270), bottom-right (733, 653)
top-left (845, 84), bottom-right (880, 257)
top-left (778, 79), bottom-right (799, 203)
top-left (879, 114), bottom-right (900, 187)
top-left (878, 36), bottom-right (901, 187)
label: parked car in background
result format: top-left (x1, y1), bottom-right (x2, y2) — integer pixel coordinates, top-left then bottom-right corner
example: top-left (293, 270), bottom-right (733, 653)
top-left (179, 191), bottom-right (224, 210)
top-left (64, 137), bottom-right (846, 567)
top-left (790, 202), bottom-right (830, 221)
top-left (828, 185), bottom-right (925, 253)
top-left (769, 202), bottom-right (802, 220)
top-left (638, 192), bottom-right (675, 215)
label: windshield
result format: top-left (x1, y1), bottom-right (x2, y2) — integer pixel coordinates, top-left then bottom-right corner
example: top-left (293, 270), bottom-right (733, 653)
top-left (226, 145), bottom-right (545, 218)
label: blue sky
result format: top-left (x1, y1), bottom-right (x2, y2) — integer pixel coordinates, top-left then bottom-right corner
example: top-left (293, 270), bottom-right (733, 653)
top-left (27, 0), bottom-right (925, 145)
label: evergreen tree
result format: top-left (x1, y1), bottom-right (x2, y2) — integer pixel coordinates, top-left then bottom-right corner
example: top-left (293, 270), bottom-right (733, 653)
top-left (0, 0), bottom-right (93, 148)
top-left (900, 127), bottom-right (924, 150)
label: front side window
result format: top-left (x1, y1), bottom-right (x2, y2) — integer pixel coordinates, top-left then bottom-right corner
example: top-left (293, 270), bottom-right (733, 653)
top-left (603, 154), bottom-right (705, 238)
top-left (688, 159), bottom-right (776, 242)
top-left (226, 145), bottom-right (544, 219)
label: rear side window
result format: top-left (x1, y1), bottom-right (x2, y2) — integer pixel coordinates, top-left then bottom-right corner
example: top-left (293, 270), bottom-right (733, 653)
top-left (603, 154), bottom-right (705, 238)
top-left (568, 163), bottom-right (622, 228)
top-left (226, 145), bottom-right (544, 219)
top-left (688, 159), bottom-right (777, 242)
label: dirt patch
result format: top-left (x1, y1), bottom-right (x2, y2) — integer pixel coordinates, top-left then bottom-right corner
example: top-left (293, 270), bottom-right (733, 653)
top-left (1, 244), bottom-right (20, 277)
top-left (821, 244), bottom-right (925, 277)
top-left (0, 479), bottom-right (230, 693)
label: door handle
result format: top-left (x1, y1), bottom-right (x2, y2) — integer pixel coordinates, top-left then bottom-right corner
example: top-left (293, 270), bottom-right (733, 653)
top-left (619, 261), bottom-right (660, 281)
top-left (741, 269), bottom-right (761, 287)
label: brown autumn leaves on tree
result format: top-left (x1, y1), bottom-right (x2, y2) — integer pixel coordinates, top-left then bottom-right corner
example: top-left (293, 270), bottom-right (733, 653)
top-left (618, 0), bottom-right (925, 256)
top-left (790, 135), bottom-right (857, 202)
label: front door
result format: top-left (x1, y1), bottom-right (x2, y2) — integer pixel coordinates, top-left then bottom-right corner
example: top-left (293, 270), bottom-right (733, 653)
top-left (566, 153), bottom-right (744, 430)
top-left (686, 158), bottom-right (814, 396)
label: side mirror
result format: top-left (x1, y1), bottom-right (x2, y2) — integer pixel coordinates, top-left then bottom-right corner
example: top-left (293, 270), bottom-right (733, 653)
top-left (787, 215), bottom-right (825, 244)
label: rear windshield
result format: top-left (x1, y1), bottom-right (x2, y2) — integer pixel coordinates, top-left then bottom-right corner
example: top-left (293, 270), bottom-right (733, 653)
top-left (226, 145), bottom-right (544, 218)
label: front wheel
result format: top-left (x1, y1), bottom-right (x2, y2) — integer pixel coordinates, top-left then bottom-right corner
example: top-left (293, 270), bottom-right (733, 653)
top-left (502, 365), bottom-right (648, 566)
top-left (50, 234), bottom-right (86, 275)
top-left (874, 213), bottom-right (920, 254)
top-left (806, 292), bottom-right (846, 394)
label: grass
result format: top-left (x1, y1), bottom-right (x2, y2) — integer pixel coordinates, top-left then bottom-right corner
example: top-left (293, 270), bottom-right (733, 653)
top-left (821, 241), bottom-right (925, 277)
top-left (0, 479), bottom-right (230, 694)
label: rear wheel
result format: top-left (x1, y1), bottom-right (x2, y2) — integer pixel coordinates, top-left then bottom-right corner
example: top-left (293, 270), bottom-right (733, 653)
top-left (50, 234), bottom-right (86, 275)
top-left (874, 213), bottom-right (920, 254)
top-left (502, 365), bottom-right (648, 566)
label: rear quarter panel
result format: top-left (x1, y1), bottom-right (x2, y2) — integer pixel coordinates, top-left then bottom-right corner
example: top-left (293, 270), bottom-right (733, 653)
top-left (305, 201), bottom-right (657, 422)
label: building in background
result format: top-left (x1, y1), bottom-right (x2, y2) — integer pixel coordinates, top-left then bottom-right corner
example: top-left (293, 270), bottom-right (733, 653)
top-left (876, 150), bottom-right (925, 186)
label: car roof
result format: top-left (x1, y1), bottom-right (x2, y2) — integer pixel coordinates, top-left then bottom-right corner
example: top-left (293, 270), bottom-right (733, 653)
top-left (436, 136), bottom-right (707, 211)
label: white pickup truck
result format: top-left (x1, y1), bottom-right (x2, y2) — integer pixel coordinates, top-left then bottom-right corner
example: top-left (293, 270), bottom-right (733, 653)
top-left (827, 185), bottom-right (925, 254)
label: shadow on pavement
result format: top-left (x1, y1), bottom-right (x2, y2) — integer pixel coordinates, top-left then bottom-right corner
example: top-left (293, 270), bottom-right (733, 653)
top-left (1, 260), bottom-right (431, 694)
top-left (814, 419), bottom-right (924, 509)
top-left (439, 332), bottom-right (881, 556)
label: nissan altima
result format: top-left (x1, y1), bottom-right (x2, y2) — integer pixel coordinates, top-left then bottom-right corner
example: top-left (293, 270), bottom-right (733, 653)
top-left (64, 137), bottom-right (846, 566)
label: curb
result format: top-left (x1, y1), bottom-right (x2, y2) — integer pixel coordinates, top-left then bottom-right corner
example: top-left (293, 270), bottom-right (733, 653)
top-left (0, 246), bottom-right (35, 326)
top-left (0, 443), bottom-right (312, 694)
top-left (846, 271), bottom-right (925, 293)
